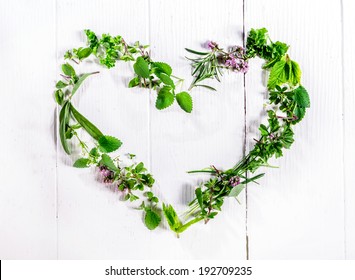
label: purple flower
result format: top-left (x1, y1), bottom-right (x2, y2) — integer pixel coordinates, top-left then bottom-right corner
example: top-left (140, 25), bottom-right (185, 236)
top-left (229, 176), bottom-right (240, 187)
top-left (99, 166), bottom-right (115, 184)
top-left (238, 60), bottom-right (249, 73)
top-left (225, 54), bottom-right (237, 67)
top-left (206, 40), bottom-right (218, 50)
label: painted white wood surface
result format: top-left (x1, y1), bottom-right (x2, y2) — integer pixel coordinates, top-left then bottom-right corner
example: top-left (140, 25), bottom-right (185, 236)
top-left (244, 0), bottom-right (345, 259)
top-left (0, 0), bottom-right (354, 259)
top-left (0, 0), bottom-right (57, 259)
top-left (344, 0), bottom-right (355, 260)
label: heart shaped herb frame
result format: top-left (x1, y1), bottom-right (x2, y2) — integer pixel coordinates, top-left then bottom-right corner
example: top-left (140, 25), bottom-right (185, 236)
top-left (54, 28), bottom-right (310, 236)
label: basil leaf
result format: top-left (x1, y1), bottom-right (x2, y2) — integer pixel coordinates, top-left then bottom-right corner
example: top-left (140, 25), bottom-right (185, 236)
top-left (62, 63), bottom-right (76, 77)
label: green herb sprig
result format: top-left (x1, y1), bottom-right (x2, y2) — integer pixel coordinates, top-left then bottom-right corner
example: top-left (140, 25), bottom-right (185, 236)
top-left (161, 28), bottom-right (310, 235)
top-left (64, 30), bottom-right (193, 113)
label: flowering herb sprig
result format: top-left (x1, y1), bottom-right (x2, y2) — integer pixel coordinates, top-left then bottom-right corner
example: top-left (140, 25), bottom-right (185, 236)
top-left (64, 30), bottom-right (193, 113)
top-left (55, 50), bottom-right (161, 230)
top-left (162, 28), bottom-right (310, 235)
top-left (186, 41), bottom-right (249, 91)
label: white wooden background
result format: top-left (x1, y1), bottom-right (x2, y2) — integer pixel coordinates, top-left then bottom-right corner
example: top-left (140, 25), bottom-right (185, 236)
top-left (0, 0), bottom-right (354, 259)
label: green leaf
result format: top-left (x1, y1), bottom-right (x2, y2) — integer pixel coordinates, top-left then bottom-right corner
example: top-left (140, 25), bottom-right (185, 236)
top-left (56, 81), bottom-right (68, 89)
top-left (144, 209), bottom-right (161, 230)
top-left (293, 106), bottom-right (306, 123)
top-left (71, 72), bottom-right (97, 97)
top-left (59, 101), bottom-right (71, 154)
top-left (162, 203), bottom-right (182, 233)
top-left (176, 91), bottom-right (193, 113)
top-left (128, 76), bottom-right (140, 88)
top-left (73, 158), bottom-right (90, 168)
top-left (100, 154), bottom-right (118, 172)
top-left (98, 135), bottom-right (122, 153)
top-left (293, 86), bottom-right (310, 108)
top-left (195, 84), bottom-right (217, 91)
top-left (267, 59), bottom-right (287, 89)
top-left (155, 87), bottom-right (175, 110)
top-left (133, 57), bottom-right (150, 78)
top-left (152, 62), bottom-right (172, 76)
top-left (229, 185), bottom-right (245, 197)
top-left (185, 48), bottom-right (209, 55)
top-left (62, 63), bottom-right (76, 77)
top-left (55, 89), bottom-right (64, 105)
top-left (156, 72), bottom-right (175, 87)
top-left (70, 104), bottom-right (103, 140)
top-left (77, 47), bottom-right (92, 60)
top-left (89, 147), bottom-right (99, 157)
top-left (135, 162), bottom-right (144, 173)
top-left (290, 60), bottom-right (302, 85)
top-left (195, 188), bottom-right (203, 210)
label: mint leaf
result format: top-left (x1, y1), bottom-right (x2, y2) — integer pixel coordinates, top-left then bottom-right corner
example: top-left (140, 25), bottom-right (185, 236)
top-left (152, 62), bottom-right (172, 76)
top-left (100, 154), bottom-right (118, 171)
top-left (293, 86), bottom-right (310, 108)
top-left (293, 106), bottom-right (306, 123)
top-left (176, 91), bottom-right (193, 113)
top-left (133, 57), bottom-right (150, 78)
top-left (229, 185), bottom-right (245, 197)
top-left (144, 209), bottom-right (161, 230)
top-left (98, 135), bottom-right (122, 153)
top-left (62, 63), bottom-right (76, 77)
top-left (156, 72), bottom-right (175, 88)
top-left (267, 59), bottom-right (287, 89)
top-left (73, 158), bottom-right (90, 168)
top-left (155, 87), bottom-right (175, 110)
top-left (77, 47), bottom-right (92, 60)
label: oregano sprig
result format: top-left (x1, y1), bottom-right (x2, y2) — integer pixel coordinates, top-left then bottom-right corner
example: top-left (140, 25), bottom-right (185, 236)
top-left (64, 30), bottom-right (194, 113)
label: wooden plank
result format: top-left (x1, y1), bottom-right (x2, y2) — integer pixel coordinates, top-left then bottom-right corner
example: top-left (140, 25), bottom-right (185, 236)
top-left (244, 0), bottom-right (345, 259)
top-left (0, 0), bottom-right (57, 259)
top-left (343, 0), bottom-right (355, 260)
top-left (149, 0), bottom-right (247, 259)
top-left (56, 0), bottom-right (152, 259)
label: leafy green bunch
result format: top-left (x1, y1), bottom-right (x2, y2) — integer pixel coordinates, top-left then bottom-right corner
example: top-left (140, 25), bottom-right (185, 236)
top-left (65, 30), bottom-right (193, 113)
top-left (161, 28), bottom-right (310, 236)
top-left (55, 59), bottom-right (161, 230)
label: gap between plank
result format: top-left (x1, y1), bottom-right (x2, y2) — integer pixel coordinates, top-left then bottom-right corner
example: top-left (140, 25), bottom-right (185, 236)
top-left (242, 0), bottom-right (250, 261)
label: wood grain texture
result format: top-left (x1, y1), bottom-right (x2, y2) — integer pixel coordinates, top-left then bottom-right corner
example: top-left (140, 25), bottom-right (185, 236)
top-left (244, 0), bottom-right (345, 259)
top-left (0, 0), bottom-right (354, 260)
top-left (149, 0), bottom-right (246, 259)
top-left (343, 0), bottom-right (355, 260)
top-left (0, 0), bottom-right (57, 259)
